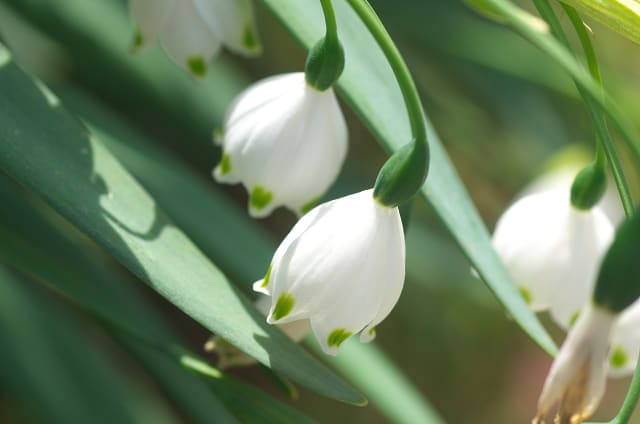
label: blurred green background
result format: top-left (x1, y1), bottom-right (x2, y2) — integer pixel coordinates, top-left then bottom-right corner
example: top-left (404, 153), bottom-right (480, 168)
top-left (0, 0), bottom-right (639, 422)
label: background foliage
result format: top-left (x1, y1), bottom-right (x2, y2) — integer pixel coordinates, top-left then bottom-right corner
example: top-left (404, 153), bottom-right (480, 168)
top-left (0, 0), bottom-right (639, 423)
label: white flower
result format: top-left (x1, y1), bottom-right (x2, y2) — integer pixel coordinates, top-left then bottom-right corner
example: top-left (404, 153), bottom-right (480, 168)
top-left (534, 304), bottom-right (617, 424)
top-left (213, 72), bottom-right (348, 218)
top-left (491, 189), bottom-right (614, 329)
top-left (205, 295), bottom-right (309, 369)
top-left (129, 0), bottom-right (260, 76)
top-left (254, 189), bottom-right (405, 355)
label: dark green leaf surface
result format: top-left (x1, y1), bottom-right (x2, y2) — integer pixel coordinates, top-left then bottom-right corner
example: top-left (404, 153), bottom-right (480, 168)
top-left (0, 174), bottom-right (315, 423)
top-left (0, 267), bottom-right (181, 424)
top-left (259, 0), bottom-right (556, 355)
top-left (0, 47), bottom-right (363, 405)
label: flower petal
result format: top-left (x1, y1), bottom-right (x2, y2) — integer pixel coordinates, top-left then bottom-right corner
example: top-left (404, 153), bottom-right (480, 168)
top-left (609, 299), bottom-right (640, 376)
top-left (158, 0), bottom-right (221, 76)
top-left (193, 0), bottom-right (261, 55)
top-left (129, 0), bottom-right (175, 50)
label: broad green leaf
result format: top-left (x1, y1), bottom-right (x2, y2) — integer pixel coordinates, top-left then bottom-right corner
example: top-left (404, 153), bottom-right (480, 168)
top-left (560, 0), bottom-right (640, 45)
top-left (0, 267), bottom-right (182, 424)
top-left (0, 48), bottom-right (364, 406)
top-left (0, 175), bottom-right (314, 424)
top-left (259, 0), bottom-right (556, 355)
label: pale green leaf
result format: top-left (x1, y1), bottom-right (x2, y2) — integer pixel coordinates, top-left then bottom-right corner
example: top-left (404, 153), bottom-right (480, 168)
top-left (561, 0), bottom-right (640, 45)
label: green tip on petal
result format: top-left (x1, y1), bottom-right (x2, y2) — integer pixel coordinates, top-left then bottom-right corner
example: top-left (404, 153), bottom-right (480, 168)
top-left (260, 264), bottom-right (272, 288)
top-left (368, 327), bottom-right (376, 337)
top-left (272, 293), bottom-right (295, 321)
top-left (218, 153), bottom-right (232, 176)
top-left (187, 56), bottom-right (207, 78)
top-left (610, 346), bottom-right (628, 369)
top-left (242, 23), bottom-right (260, 52)
top-left (518, 287), bottom-right (532, 306)
top-left (327, 328), bottom-right (353, 348)
top-left (568, 311), bottom-right (580, 328)
top-left (132, 30), bottom-right (144, 50)
top-left (301, 196), bottom-right (321, 215)
top-left (250, 186), bottom-right (273, 211)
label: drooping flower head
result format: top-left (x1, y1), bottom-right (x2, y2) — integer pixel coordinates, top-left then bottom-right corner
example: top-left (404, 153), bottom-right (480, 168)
top-left (492, 189), bottom-right (614, 328)
top-left (534, 303), bottom-right (617, 424)
top-left (214, 72), bottom-right (348, 218)
top-left (129, 0), bottom-right (260, 76)
top-left (255, 189), bottom-right (405, 355)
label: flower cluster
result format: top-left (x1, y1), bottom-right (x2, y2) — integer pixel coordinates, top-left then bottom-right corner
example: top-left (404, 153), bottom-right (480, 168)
top-left (490, 161), bottom-right (640, 422)
top-left (127, 0), bottom-right (413, 355)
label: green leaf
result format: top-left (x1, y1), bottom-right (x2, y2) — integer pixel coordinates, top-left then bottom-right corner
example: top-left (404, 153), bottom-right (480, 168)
top-left (0, 47), bottom-right (363, 406)
top-left (259, 0), bottom-right (556, 355)
top-left (560, 0), bottom-right (640, 45)
top-left (0, 267), bottom-right (182, 424)
top-left (0, 174), bottom-right (316, 424)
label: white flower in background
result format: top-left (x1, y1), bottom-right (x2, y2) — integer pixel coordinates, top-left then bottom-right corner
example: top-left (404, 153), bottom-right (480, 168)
top-left (213, 72), bottom-right (348, 218)
top-left (254, 189), bottom-right (405, 355)
top-left (129, 0), bottom-right (260, 76)
top-left (521, 159), bottom-right (624, 226)
top-left (491, 189), bottom-right (614, 329)
top-left (534, 304), bottom-right (617, 424)
top-left (205, 295), bottom-right (309, 369)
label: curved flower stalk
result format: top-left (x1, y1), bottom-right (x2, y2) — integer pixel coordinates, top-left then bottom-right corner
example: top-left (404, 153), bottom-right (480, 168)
top-left (205, 295), bottom-right (310, 369)
top-left (128, 0), bottom-right (260, 77)
top-left (534, 303), bottom-right (617, 424)
top-left (213, 72), bottom-right (348, 218)
top-left (491, 189), bottom-right (614, 328)
top-left (255, 189), bottom-right (405, 355)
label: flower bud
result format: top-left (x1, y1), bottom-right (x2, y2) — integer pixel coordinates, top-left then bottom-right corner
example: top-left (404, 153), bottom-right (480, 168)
top-left (570, 163), bottom-right (607, 211)
top-left (304, 36), bottom-right (345, 91)
top-left (593, 212), bottom-right (640, 313)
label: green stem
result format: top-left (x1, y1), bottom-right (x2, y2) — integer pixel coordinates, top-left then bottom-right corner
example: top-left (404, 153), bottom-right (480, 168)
top-left (610, 354), bottom-right (640, 423)
top-left (531, 0), bottom-right (634, 217)
top-left (345, 0), bottom-right (428, 193)
top-left (320, 0), bottom-right (338, 42)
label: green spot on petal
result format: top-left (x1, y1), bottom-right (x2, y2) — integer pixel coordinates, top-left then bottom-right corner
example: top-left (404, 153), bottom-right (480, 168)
top-left (187, 56), bottom-right (207, 77)
top-left (132, 30), bottom-right (144, 49)
top-left (569, 311), bottom-right (580, 328)
top-left (272, 293), bottom-right (295, 321)
top-left (327, 328), bottom-right (353, 348)
top-left (611, 345), bottom-right (628, 369)
top-left (518, 287), bottom-right (532, 306)
top-left (250, 186), bottom-right (273, 211)
top-left (242, 23), bottom-right (259, 51)
top-left (301, 196), bottom-right (320, 215)
top-left (219, 153), bottom-right (232, 176)
top-left (368, 326), bottom-right (376, 336)
top-left (260, 264), bottom-right (272, 288)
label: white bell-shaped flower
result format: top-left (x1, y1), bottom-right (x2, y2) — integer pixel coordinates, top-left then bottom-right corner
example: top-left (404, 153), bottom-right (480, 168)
top-left (129, 0), bottom-right (260, 76)
top-left (492, 189), bottom-right (614, 328)
top-left (254, 189), bottom-right (405, 355)
top-left (213, 72), bottom-right (348, 218)
top-left (534, 304), bottom-right (617, 424)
